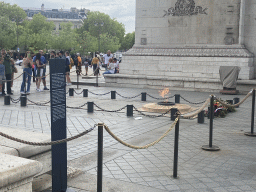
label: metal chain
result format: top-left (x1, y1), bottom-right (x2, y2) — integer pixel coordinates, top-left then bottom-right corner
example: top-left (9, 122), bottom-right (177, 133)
top-left (103, 116), bottom-right (179, 149)
top-left (94, 103), bottom-right (127, 113)
top-left (10, 97), bottom-right (21, 103)
top-left (133, 106), bottom-right (171, 118)
top-left (0, 125), bottom-right (96, 146)
top-left (67, 102), bottom-right (88, 109)
top-left (88, 91), bottom-right (111, 96)
top-left (27, 98), bottom-right (50, 106)
top-left (74, 90), bottom-right (83, 95)
top-left (146, 93), bottom-right (175, 100)
top-left (180, 96), bottom-right (207, 105)
top-left (116, 92), bottom-right (141, 99)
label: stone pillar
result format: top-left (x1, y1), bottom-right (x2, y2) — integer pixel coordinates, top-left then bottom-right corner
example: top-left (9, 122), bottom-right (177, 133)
top-left (239, 0), bottom-right (246, 45)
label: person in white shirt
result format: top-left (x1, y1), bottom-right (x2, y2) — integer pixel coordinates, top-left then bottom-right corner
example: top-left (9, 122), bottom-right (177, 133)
top-left (102, 50), bottom-right (113, 70)
top-left (103, 58), bottom-right (116, 77)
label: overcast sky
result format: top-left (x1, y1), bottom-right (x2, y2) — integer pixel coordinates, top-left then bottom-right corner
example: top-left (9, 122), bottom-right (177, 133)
top-left (3, 0), bottom-right (136, 34)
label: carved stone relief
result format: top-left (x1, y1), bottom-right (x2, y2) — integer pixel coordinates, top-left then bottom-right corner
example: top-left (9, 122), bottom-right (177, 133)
top-left (163, 0), bottom-right (208, 17)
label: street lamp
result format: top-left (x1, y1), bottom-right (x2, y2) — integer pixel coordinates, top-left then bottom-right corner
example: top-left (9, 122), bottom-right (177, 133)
top-left (94, 21), bottom-right (104, 53)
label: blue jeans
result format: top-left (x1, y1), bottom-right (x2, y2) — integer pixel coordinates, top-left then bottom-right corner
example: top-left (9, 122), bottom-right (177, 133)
top-left (103, 71), bottom-right (113, 75)
top-left (20, 68), bottom-right (32, 93)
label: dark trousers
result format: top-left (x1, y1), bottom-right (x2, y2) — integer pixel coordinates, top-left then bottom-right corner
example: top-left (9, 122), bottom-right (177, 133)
top-left (2, 74), bottom-right (12, 94)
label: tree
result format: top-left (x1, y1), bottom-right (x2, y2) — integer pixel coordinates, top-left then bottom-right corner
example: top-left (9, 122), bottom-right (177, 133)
top-left (75, 31), bottom-right (98, 55)
top-left (120, 32), bottom-right (135, 51)
top-left (79, 11), bottom-right (125, 53)
top-left (27, 13), bottom-right (55, 34)
top-left (0, 2), bottom-right (27, 49)
top-left (0, 16), bottom-right (16, 49)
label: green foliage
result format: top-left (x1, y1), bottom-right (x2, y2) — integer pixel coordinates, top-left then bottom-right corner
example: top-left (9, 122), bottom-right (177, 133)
top-left (75, 31), bottom-right (98, 55)
top-left (120, 32), bottom-right (135, 51)
top-left (0, 16), bottom-right (16, 49)
top-left (99, 33), bottom-right (120, 53)
top-left (27, 13), bottom-right (55, 34)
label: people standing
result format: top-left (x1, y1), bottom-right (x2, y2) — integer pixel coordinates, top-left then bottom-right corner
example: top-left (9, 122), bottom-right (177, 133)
top-left (1, 49), bottom-right (12, 95)
top-left (77, 53), bottom-right (82, 75)
top-left (91, 55), bottom-right (100, 76)
top-left (102, 50), bottom-right (113, 70)
top-left (35, 53), bottom-right (45, 92)
top-left (33, 50), bottom-right (49, 90)
top-left (20, 52), bottom-right (33, 94)
top-left (65, 51), bottom-right (72, 86)
top-left (0, 57), bottom-right (4, 96)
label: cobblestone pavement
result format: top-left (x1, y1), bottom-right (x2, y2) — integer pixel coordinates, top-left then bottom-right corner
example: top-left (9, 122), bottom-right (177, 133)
top-left (1, 65), bottom-right (256, 191)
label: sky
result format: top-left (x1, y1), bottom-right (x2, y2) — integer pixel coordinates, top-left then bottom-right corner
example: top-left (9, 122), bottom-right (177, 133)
top-left (3, 0), bottom-right (136, 34)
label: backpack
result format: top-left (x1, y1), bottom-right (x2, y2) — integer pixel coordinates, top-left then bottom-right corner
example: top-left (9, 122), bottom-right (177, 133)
top-left (74, 57), bottom-right (78, 66)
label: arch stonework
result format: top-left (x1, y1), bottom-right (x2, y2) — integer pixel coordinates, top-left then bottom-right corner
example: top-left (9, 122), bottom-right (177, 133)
top-left (105, 0), bottom-right (256, 92)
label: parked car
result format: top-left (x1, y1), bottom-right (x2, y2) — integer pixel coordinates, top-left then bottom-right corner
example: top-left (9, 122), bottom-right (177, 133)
top-left (15, 60), bottom-right (23, 66)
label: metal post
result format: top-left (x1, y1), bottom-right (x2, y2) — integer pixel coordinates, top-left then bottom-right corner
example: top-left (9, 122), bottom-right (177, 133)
top-left (198, 110), bottom-right (205, 124)
top-left (83, 89), bottom-right (88, 97)
top-left (20, 95), bottom-right (27, 107)
top-left (173, 116), bottom-right (179, 178)
top-left (171, 108), bottom-right (178, 121)
top-left (127, 105), bottom-right (133, 117)
top-left (88, 102), bottom-right (94, 113)
top-left (141, 92), bottom-right (146, 101)
top-left (245, 89), bottom-right (256, 136)
top-left (23, 72), bottom-right (27, 94)
top-left (4, 95), bottom-right (10, 105)
top-left (202, 95), bottom-right (220, 151)
top-left (111, 91), bottom-right (116, 99)
top-left (96, 73), bottom-right (99, 87)
top-left (69, 88), bottom-right (74, 96)
top-left (175, 94), bottom-right (180, 104)
top-left (234, 97), bottom-right (240, 108)
top-left (97, 123), bottom-right (104, 192)
top-left (77, 73), bottom-right (79, 89)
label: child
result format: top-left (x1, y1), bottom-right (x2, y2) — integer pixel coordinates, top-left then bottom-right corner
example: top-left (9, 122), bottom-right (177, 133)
top-left (0, 57), bottom-right (5, 95)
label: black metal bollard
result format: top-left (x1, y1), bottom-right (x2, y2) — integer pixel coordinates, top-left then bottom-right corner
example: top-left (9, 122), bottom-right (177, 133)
top-left (202, 95), bottom-right (220, 151)
top-left (171, 108), bottom-right (178, 121)
top-left (87, 102), bottom-right (94, 113)
top-left (97, 123), bottom-right (104, 192)
top-left (245, 89), bottom-right (256, 137)
top-left (198, 110), bottom-right (205, 124)
top-left (141, 92), bottom-right (146, 101)
top-left (175, 94), bottom-right (180, 104)
top-left (127, 105), bottom-right (133, 117)
top-left (173, 116), bottom-right (180, 178)
top-left (20, 96), bottom-right (27, 107)
top-left (83, 89), bottom-right (88, 97)
top-left (69, 88), bottom-right (74, 96)
top-left (4, 95), bottom-right (10, 105)
top-left (234, 98), bottom-right (240, 108)
top-left (111, 91), bottom-right (116, 99)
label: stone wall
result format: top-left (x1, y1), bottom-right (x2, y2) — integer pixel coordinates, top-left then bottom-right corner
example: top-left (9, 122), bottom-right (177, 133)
top-left (243, 0), bottom-right (256, 76)
top-left (136, 0), bottom-right (240, 46)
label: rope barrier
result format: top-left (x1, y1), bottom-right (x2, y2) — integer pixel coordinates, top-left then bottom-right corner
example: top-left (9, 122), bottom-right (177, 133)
top-left (94, 103), bottom-right (126, 113)
top-left (1, 73), bottom-right (24, 82)
top-left (0, 125), bottom-right (96, 146)
top-left (74, 90), bottom-right (83, 95)
top-left (180, 96), bottom-right (207, 105)
top-left (133, 106), bottom-right (171, 118)
top-left (27, 98), bottom-right (50, 106)
top-left (103, 116), bottom-right (179, 149)
top-left (181, 98), bottom-right (210, 119)
top-left (116, 93), bottom-right (141, 99)
top-left (216, 90), bottom-right (252, 108)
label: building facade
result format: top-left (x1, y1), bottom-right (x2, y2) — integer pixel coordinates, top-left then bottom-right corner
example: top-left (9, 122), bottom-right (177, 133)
top-left (23, 4), bottom-right (89, 30)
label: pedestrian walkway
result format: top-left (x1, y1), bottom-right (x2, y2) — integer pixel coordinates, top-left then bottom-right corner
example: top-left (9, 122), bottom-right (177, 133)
top-left (0, 65), bottom-right (256, 191)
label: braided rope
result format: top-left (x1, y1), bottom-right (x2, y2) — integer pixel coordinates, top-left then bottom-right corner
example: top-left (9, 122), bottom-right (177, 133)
top-left (103, 116), bottom-right (179, 149)
top-left (1, 73), bottom-right (24, 82)
top-left (181, 98), bottom-right (210, 119)
top-left (0, 126), bottom-right (96, 146)
top-left (216, 91), bottom-right (252, 108)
